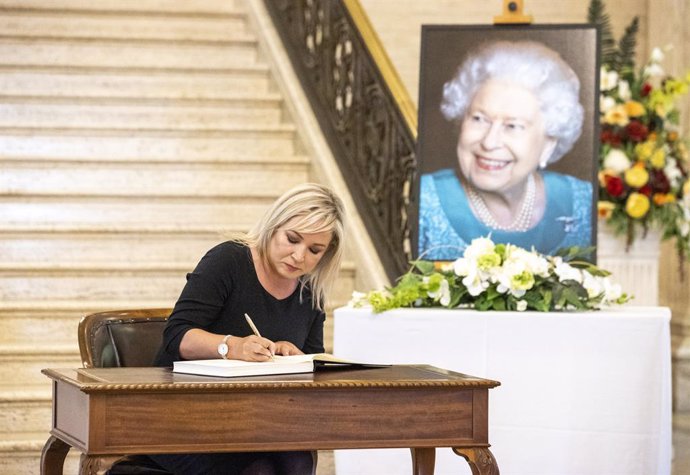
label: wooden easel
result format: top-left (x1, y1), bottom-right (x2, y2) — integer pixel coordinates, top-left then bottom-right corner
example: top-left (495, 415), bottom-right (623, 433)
top-left (493, 0), bottom-right (533, 24)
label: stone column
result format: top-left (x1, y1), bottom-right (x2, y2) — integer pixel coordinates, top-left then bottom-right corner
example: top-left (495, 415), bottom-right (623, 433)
top-left (648, 0), bottom-right (690, 464)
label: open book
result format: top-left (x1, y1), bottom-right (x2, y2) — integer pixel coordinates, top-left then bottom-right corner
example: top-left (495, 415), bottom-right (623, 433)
top-left (172, 353), bottom-right (389, 378)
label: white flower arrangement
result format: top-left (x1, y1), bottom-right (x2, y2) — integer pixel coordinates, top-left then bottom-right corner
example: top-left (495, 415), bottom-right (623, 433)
top-left (351, 236), bottom-right (630, 313)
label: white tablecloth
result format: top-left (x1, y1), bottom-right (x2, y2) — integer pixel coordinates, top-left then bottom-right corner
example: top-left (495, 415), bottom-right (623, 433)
top-left (332, 306), bottom-right (672, 475)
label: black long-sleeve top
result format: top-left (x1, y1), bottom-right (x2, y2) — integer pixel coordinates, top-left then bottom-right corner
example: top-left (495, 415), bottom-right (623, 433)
top-left (154, 241), bottom-right (325, 366)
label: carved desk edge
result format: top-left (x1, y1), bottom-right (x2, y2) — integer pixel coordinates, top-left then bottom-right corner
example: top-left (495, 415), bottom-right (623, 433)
top-left (42, 365), bottom-right (500, 393)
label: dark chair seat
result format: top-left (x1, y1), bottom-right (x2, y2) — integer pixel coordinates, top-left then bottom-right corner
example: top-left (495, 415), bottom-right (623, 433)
top-left (78, 309), bottom-right (173, 475)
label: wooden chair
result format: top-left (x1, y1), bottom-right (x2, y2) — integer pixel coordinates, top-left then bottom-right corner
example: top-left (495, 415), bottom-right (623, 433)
top-left (78, 308), bottom-right (173, 474)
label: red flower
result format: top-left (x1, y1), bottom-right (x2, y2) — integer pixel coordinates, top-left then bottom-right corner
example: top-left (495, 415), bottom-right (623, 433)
top-left (601, 129), bottom-right (623, 146)
top-left (650, 169), bottom-right (671, 193)
top-left (640, 82), bottom-right (653, 97)
top-left (639, 185), bottom-right (652, 196)
top-left (605, 175), bottom-right (625, 197)
top-left (625, 120), bottom-right (649, 142)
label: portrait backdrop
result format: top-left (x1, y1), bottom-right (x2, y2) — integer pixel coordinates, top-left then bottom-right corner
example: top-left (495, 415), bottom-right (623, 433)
top-left (412, 24), bottom-right (600, 260)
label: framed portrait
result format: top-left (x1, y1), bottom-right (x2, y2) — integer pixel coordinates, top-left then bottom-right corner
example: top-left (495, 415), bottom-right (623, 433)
top-left (412, 24), bottom-right (600, 262)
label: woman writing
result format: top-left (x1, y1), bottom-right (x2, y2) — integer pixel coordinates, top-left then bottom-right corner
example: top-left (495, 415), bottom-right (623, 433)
top-left (418, 40), bottom-right (593, 260)
top-left (150, 183), bottom-right (345, 475)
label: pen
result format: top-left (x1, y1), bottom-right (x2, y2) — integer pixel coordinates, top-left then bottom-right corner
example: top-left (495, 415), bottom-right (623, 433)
top-left (244, 313), bottom-right (274, 360)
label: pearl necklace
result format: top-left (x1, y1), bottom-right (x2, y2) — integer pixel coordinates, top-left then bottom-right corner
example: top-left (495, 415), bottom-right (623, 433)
top-left (466, 174), bottom-right (536, 232)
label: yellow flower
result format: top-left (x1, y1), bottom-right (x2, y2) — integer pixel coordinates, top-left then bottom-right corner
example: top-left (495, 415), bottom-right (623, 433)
top-left (653, 193), bottom-right (676, 205)
top-left (625, 193), bottom-right (651, 218)
top-left (635, 141), bottom-right (655, 161)
top-left (664, 78), bottom-right (688, 96)
top-left (624, 164), bottom-right (649, 188)
top-left (598, 201), bottom-right (616, 219)
top-left (650, 148), bottom-right (666, 169)
top-left (603, 104), bottom-right (629, 126)
top-left (624, 100), bottom-right (645, 117)
top-left (684, 179), bottom-right (690, 196)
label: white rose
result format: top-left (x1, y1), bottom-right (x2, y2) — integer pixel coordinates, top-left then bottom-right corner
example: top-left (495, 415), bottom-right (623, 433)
top-left (506, 247), bottom-right (550, 278)
top-left (650, 47), bottom-right (665, 63)
top-left (603, 149), bottom-right (631, 174)
top-left (618, 80), bottom-right (631, 101)
top-left (644, 63), bottom-right (665, 79)
top-left (600, 69), bottom-right (619, 91)
top-left (453, 257), bottom-right (471, 277)
top-left (582, 271), bottom-right (604, 298)
top-left (602, 278), bottom-right (623, 302)
top-left (600, 95), bottom-right (616, 113)
top-left (554, 261), bottom-right (582, 284)
top-left (463, 274), bottom-right (488, 297)
top-left (464, 236), bottom-right (495, 260)
top-left (664, 160), bottom-right (683, 187)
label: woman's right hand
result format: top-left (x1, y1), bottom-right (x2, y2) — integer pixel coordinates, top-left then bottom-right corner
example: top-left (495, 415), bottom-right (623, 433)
top-left (231, 335), bottom-right (276, 362)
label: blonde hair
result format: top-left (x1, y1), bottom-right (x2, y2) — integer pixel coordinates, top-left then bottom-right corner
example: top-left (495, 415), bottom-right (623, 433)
top-left (236, 183), bottom-right (345, 311)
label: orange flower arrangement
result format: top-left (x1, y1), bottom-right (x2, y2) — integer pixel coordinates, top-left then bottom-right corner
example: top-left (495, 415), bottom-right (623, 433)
top-left (597, 49), bottom-right (690, 262)
top-left (591, 0), bottom-right (690, 269)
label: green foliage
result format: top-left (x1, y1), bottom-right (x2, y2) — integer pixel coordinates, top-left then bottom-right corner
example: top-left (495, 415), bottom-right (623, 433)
top-left (588, 0), bottom-right (638, 71)
top-left (617, 17), bottom-right (639, 72)
top-left (587, 0), bottom-right (617, 68)
top-left (352, 238), bottom-right (631, 314)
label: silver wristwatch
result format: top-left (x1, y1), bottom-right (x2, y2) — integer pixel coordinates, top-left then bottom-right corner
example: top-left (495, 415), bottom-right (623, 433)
top-left (217, 334), bottom-right (232, 359)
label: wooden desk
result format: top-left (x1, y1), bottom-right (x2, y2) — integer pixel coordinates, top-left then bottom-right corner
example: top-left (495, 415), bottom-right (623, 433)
top-left (41, 365), bottom-right (500, 475)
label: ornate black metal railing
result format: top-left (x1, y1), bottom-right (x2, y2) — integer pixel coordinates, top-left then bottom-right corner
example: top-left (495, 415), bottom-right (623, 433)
top-left (264, 0), bottom-right (417, 281)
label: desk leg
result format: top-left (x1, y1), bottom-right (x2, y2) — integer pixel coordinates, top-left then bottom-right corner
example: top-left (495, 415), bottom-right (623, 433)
top-left (79, 454), bottom-right (124, 475)
top-left (410, 448), bottom-right (435, 475)
top-left (452, 447), bottom-right (499, 475)
top-left (40, 435), bottom-right (70, 475)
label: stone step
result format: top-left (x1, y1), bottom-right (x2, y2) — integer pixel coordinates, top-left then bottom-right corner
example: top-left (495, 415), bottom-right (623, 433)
top-left (0, 159), bottom-right (308, 197)
top-left (0, 298), bottom-right (175, 316)
top-left (0, 302), bottom-right (351, 349)
top-left (0, 0), bottom-right (244, 15)
top-left (0, 263), bottom-right (356, 302)
top-left (0, 231), bottom-right (223, 266)
top-left (0, 345), bottom-right (81, 386)
top-left (0, 97), bottom-right (285, 130)
top-left (0, 9), bottom-right (249, 42)
top-left (0, 67), bottom-right (274, 99)
top-left (0, 431), bottom-right (81, 475)
top-left (0, 267), bottom-right (190, 302)
top-left (0, 37), bottom-right (259, 69)
top-left (0, 299), bottom-right (174, 345)
top-left (0, 384), bottom-right (52, 434)
top-left (0, 195), bottom-right (277, 231)
top-left (0, 127), bottom-right (298, 160)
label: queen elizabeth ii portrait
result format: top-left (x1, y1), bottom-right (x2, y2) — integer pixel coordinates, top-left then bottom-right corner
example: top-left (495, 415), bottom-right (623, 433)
top-left (416, 26), bottom-right (598, 260)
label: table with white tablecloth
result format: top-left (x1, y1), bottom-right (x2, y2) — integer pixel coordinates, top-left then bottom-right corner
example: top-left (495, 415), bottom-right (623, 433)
top-left (332, 306), bottom-right (672, 475)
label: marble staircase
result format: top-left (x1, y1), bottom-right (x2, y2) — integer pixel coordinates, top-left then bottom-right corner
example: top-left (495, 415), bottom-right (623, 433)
top-left (0, 1), bottom-right (354, 473)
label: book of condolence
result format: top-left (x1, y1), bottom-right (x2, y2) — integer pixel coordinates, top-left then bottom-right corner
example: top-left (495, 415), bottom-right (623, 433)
top-left (172, 353), bottom-right (389, 378)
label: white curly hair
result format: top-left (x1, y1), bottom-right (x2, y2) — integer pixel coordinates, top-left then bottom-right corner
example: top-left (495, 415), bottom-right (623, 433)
top-left (440, 40), bottom-right (584, 164)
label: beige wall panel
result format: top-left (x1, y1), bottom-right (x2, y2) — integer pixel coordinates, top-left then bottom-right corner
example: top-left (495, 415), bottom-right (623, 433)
top-left (360, 0), bottom-right (647, 104)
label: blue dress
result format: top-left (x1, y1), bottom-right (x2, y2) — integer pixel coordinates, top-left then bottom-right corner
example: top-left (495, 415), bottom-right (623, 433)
top-left (418, 169), bottom-right (592, 260)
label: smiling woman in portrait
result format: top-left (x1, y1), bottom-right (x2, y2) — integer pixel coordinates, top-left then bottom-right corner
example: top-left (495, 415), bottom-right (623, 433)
top-left (418, 40), bottom-right (593, 260)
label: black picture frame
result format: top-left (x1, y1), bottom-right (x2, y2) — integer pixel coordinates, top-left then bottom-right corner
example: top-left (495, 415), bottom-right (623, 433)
top-left (411, 24), bottom-right (600, 261)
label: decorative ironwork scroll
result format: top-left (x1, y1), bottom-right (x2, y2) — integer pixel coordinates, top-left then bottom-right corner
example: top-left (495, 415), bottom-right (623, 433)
top-left (265, 0), bottom-right (417, 280)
